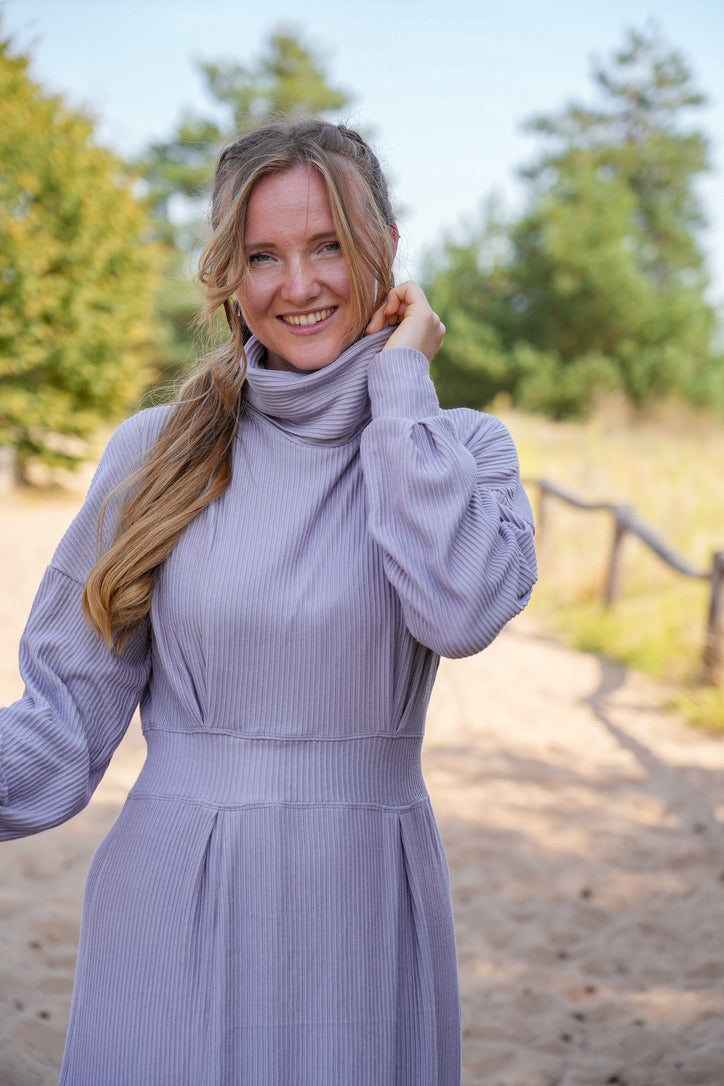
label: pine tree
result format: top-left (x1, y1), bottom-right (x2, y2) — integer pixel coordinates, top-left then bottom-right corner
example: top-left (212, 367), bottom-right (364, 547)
top-left (137, 26), bottom-right (351, 253)
top-left (426, 26), bottom-right (723, 415)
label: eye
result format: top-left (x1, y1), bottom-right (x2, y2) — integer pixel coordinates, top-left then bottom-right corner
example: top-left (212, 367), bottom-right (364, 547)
top-left (248, 251), bottom-right (273, 266)
top-left (319, 239), bottom-right (342, 255)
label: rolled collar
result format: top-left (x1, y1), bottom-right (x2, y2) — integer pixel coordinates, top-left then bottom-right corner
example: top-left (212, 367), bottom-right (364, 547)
top-left (242, 328), bottom-right (393, 445)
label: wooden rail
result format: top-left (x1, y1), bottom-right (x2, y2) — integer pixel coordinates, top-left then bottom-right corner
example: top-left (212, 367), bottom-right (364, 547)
top-left (527, 478), bottom-right (724, 686)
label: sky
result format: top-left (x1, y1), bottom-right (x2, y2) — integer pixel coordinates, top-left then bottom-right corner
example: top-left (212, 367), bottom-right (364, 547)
top-left (3, 0), bottom-right (724, 306)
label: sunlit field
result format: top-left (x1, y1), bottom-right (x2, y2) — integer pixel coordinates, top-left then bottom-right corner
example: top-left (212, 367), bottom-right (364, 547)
top-left (501, 396), bottom-right (724, 730)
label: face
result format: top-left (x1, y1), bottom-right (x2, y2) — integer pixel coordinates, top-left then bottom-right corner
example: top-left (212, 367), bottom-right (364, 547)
top-left (236, 164), bottom-right (374, 374)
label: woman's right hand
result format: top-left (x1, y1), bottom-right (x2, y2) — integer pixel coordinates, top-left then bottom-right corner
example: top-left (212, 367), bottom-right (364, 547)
top-left (365, 281), bottom-right (445, 362)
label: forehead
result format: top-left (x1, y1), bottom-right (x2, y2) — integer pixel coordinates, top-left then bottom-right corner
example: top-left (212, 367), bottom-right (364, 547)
top-left (244, 165), bottom-right (334, 241)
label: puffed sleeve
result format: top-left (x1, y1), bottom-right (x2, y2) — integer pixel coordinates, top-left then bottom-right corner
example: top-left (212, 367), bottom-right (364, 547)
top-left (0, 407), bottom-right (168, 840)
top-left (360, 347), bottom-right (537, 658)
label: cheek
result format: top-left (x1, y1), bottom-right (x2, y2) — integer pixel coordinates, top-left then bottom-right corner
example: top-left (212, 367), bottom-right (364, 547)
top-left (332, 264), bottom-right (375, 330)
top-left (236, 279), bottom-right (267, 321)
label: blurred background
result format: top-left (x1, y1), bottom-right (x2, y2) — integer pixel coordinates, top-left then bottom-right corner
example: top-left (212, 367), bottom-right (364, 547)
top-left (1, 0), bottom-right (723, 719)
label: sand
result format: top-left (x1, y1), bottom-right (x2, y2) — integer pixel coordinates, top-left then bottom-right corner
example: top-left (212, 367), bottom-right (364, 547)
top-left (1, 489), bottom-right (723, 1086)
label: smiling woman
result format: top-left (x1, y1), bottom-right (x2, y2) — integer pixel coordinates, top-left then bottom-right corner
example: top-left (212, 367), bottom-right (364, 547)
top-left (238, 164), bottom-right (378, 373)
top-left (0, 119), bottom-right (537, 1085)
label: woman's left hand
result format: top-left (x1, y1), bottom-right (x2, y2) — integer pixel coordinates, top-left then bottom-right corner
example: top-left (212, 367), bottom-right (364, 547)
top-left (365, 281), bottom-right (445, 362)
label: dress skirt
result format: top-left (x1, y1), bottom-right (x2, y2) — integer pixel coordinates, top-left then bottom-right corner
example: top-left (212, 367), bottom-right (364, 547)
top-left (58, 730), bottom-right (462, 1085)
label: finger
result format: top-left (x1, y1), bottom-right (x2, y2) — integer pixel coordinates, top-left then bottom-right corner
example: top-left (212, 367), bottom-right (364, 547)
top-left (366, 289), bottom-right (402, 334)
top-left (365, 308), bottom-right (385, 335)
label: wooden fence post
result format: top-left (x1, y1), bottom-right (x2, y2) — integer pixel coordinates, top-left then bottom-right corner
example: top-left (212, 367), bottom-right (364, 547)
top-left (701, 551), bottom-right (724, 685)
top-left (605, 506), bottom-right (631, 606)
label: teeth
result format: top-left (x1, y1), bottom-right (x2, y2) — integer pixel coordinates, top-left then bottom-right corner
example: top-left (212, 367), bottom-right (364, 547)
top-left (282, 309), bottom-right (334, 327)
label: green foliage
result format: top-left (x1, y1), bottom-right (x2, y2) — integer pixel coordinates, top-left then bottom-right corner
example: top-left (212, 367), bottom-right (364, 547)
top-left (0, 31), bottom-right (162, 474)
top-left (426, 25), bottom-right (724, 417)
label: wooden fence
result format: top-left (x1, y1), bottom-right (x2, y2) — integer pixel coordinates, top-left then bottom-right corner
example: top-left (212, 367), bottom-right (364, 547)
top-left (528, 478), bottom-right (724, 686)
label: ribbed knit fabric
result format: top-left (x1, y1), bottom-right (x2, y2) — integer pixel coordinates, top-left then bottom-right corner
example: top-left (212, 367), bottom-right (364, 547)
top-left (0, 328), bottom-right (537, 1085)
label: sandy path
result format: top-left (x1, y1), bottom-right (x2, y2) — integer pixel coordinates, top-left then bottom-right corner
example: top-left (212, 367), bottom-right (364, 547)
top-left (1, 491), bottom-right (723, 1086)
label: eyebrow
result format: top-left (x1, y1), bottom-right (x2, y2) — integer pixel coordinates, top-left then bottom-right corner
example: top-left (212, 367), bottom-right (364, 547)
top-left (244, 230), bottom-right (339, 249)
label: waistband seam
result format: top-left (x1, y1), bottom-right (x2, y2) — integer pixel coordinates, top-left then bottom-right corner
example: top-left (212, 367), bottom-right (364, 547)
top-left (127, 791), bottom-right (429, 813)
top-left (142, 727), bottom-right (424, 742)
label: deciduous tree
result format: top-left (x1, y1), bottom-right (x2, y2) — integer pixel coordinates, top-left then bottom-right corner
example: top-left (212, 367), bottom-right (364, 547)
top-left (0, 30), bottom-right (162, 476)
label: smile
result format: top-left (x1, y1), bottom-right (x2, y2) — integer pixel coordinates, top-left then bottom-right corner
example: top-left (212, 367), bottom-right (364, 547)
top-left (281, 308), bottom-right (335, 327)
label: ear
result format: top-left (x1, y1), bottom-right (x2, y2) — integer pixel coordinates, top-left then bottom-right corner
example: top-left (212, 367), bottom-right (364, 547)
top-left (388, 222), bottom-right (400, 259)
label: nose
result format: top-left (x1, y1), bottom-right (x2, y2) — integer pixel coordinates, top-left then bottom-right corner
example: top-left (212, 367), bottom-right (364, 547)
top-left (280, 255), bottom-right (320, 305)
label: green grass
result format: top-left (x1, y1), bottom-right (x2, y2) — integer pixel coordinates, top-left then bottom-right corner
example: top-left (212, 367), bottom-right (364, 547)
top-left (498, 396), bottom-right (724, 731)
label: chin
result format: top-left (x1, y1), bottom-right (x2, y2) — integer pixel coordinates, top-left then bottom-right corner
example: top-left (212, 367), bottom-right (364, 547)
top-left (266, 333), bottom-right (359, 374)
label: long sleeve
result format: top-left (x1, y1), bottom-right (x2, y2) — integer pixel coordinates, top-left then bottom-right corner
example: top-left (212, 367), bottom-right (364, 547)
top-left (0, 409), bottom-right (166, 839)
top-left (360, 347), bottom-right (536, 659)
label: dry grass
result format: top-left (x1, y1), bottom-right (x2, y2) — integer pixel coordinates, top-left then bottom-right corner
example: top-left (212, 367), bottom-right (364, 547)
top-left (498, 395), bottom-right (724, 730)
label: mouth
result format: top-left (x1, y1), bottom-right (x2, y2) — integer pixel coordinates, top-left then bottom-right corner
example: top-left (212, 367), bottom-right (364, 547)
top-left (280, 308), bottom-right (336, 328)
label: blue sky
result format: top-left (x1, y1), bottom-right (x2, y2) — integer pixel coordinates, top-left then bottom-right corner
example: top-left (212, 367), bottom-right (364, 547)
top-left (3, 0), bottom-right (724, 304)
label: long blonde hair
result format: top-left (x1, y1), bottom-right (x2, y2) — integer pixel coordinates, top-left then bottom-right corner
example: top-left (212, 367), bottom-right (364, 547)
top-left (82, 120), bottom-right (397, 649)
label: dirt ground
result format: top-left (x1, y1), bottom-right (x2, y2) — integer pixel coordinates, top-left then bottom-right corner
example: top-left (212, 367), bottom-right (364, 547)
top-left (1, 491), bottom-right (723, 1086)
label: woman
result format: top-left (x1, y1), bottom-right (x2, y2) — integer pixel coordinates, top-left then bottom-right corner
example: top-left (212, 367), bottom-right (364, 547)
top-left (1, 120), bottom-right (536, 1084)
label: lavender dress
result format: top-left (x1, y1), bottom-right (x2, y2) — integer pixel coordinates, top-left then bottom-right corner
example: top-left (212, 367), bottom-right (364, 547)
top-left (0, 330), bottom-right (536, 1085)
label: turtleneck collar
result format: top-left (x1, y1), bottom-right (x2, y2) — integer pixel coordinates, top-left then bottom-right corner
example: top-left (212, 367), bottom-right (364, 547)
top-left (242, 328), bottom-right (393, 445)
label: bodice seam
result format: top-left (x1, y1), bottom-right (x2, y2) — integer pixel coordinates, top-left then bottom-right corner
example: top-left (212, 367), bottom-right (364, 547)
top-left (141, 726), bottom-right (425, 741)
top-left (126, 792), bottom-right (430, 814)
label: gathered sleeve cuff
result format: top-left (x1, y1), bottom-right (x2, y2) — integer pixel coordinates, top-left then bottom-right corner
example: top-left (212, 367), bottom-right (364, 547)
top-left (361, 348), bottom-right (537, 658)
